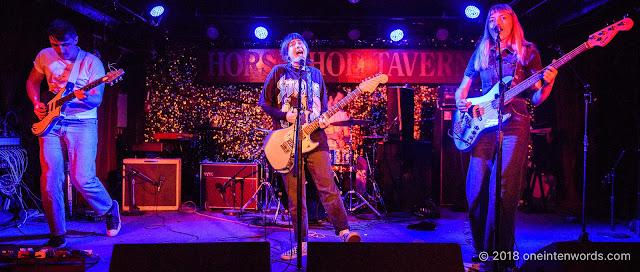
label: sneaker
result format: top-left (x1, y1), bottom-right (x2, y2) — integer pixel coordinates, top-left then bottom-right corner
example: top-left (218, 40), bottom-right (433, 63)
top-left (339, 229), bottom-right (361, 242)
top-left (106, 200), bottom-right (121, 237)
top-left (280, 243), bottom-right (307, 260)
top-left (42, 235), bottom-right (66, 251)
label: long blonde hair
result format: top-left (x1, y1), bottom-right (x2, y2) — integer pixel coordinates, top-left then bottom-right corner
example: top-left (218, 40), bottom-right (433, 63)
top-left (474, 4), bottom-right (532, 70)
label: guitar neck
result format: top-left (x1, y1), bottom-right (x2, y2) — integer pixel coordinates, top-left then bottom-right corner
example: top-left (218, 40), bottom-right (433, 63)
top-left (503, 42), bottom-right (591, 102)
top-left (55, 77), bottom-right (105, 107)
top-left (303, 86), bottom-right (363, 135)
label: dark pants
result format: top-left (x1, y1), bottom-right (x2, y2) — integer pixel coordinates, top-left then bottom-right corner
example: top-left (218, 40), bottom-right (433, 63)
top-left (466, 99), bottom-right (530, 253)
top-left (283, 150), bottom-right (350, 242)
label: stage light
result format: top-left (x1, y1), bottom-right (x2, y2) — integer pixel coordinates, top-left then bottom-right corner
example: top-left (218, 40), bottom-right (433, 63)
top-left (465, 5), bottom-right (480, 19)
top-left (348, 29), bottom-right (360, 40)
top-left (302, 30), bottom-right (314, 40)
top-left (348, 0), bottom-right (360, 3)
top-left (390, 29), bottom-right (404, 42)
top-left (436, 28), bottom-right (449, 41)
top-left (206, 26), bottom-right (219, 39)
top-left (254, 26), bottom-right (268, 39)
top-left (150, 6), bottom-right (165, 17)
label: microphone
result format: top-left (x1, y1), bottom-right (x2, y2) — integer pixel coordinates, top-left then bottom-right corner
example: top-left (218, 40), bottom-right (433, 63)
top-left (493, 25), bottom-right (502, 34)
top-left (299, 58), bottom-right (306, 68)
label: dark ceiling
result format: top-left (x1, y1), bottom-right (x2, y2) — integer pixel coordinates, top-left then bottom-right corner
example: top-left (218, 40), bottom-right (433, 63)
top-left (50, 0), bottom-right (640, 47)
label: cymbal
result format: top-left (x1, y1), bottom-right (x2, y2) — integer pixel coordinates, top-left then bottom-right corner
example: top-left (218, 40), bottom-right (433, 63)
top-left (331, 119), bottom-right (373, 126)
top-left (255, 128), bottom-right (272, 133)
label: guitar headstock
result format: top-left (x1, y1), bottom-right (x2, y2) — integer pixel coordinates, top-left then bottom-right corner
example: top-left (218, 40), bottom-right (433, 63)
top-left (103, 69), bottom-right (125, 86)
top-left (358, 73), bottom-right (389, 93)
top-left (587, 18), bottom-right (634, 48)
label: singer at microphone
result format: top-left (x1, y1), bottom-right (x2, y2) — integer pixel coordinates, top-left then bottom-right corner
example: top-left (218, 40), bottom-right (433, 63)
top-left (258, 32), bottom-right (362, 261)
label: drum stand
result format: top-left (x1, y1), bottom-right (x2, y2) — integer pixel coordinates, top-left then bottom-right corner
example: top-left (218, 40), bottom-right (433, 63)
top-left (363, 144), bottom-right (386, 214)
top-left (241, 159), bottom-right (284, 224)
top-left (342, 134), bottom-right (382, 217)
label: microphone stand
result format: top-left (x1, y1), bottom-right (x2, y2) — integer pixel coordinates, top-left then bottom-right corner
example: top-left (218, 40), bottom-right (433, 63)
top-left (122, 163), bottom-right (163, 216)
top-left (223, 165), bottom-right (248, 216)
top-left (555, 45), bottom-right (593, 242)
top-left (293, 59), bottom-right (305, 269)
top-left (597, 150), bottom-right (630, 238)
top-left (494, 28), bottom-right (506, 272)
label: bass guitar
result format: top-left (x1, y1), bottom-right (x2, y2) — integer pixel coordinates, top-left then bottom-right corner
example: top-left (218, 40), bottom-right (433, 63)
top-left (452, 18), bottom-right (633, 152)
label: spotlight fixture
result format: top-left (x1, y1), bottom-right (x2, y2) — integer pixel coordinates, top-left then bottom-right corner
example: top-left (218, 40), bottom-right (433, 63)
top-left (149, 5), bottom-right (165, 17)
top-left (465, 5), bottom-right (480, 19)
top-left (302, 30), bottom-right (314, 40)
top-left (348, 29), bottom-right (360, 40)
top-left (206, 26), bottom-right (219, 39)
top-left (436, 28), bottom-right (449, 41)
top-left (254, 26), bottom-right (268, 39)
top-left (390, 29), bottom-right (404, 42)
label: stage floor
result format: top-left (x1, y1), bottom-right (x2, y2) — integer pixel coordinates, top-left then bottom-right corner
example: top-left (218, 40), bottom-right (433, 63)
top-left (0, 205), bottom-right (638, 271)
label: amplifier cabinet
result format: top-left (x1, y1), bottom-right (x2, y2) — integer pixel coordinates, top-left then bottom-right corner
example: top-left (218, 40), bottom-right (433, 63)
top-left (200, 163), bottom-right (259, 210)
top-left (122, 158), bottom-right (181, 211)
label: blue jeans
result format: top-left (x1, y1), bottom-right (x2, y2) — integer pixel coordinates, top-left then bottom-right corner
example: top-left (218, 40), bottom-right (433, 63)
top-left (283, 150), bottom-right (350, 242)
top-left (39, 118), bottom-right (113, 236)
top-left (466, 99), bottom-right (530, 253)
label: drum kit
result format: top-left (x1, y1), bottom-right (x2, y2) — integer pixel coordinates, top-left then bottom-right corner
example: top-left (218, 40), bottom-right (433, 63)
top-left (329, 119), bottom-right (386, 217)
top-left (244, 118), bottom-right (387, 221)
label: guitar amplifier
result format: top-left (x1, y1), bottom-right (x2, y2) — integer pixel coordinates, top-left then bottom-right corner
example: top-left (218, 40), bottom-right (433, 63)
top-left (200, 163), bottom-right (260, 210)
top-left (122, 158), bottom-right (181, 211)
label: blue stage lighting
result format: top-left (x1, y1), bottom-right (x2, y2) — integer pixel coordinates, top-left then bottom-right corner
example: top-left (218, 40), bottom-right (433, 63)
top-left (254, 26), bottom-right (269, 39)
top-left (150, 6), bottom-right (165, 17)
top-left (465, 5), bottom-right (480, 19)
top-left (390, 29), bottom-right (404, 42)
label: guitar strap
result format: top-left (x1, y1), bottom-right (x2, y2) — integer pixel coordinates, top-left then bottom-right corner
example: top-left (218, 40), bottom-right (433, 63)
top-left (62, 49), bottom-right (87, 96)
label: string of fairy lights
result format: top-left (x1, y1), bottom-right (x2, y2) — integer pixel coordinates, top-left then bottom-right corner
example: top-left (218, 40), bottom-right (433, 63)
top-left (145, 42), bottom-right (439, 161)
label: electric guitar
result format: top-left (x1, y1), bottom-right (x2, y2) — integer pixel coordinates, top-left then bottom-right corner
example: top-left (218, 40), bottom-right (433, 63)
top-left (31, 69), bottom-right (125, 136)
top-left (263, 74), bottom-right (388, 174)
top-left (452, 18), bottom-right (633, 152)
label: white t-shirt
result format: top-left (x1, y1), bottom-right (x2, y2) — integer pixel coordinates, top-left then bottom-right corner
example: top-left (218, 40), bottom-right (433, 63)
top-left (326, 110), bottom-right (349, 150)
top-left (33, 47), bottom-right (105, 119)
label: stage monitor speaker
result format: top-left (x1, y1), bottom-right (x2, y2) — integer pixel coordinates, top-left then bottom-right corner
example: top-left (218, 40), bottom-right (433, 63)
top-left (122, 158), bottom-right (181, 211)
top-left (433, 107), bottom-right (469, 209)
top-left (376, 141), bottom-right (432, 212)
top-left (519, 242), bottom-right (640, 272)
top-left (308, 242), bottom-right (463, 272)
top-left (200, 163), bottom-right (259, 210)
top-left (387, 86), bottom-right (415, 141)
top-left (110, 242), bottom-right (270, 272)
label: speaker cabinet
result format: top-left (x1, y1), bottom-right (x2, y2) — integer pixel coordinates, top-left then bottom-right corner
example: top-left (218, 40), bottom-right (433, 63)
top-left (387, 86), bottom-right (415, 141)
top-left (308, 242), bottom-right (463, 272)
top-left (376, 140), bottom-right (432, 212)
top-left (110, 242), bottom-right (270, 272)
top-left (519, 242), bottom-right (640, 272)
top-left (122, 158), bottom-right (181, 211)
top-left (200, 163), bottom-right (259, 210)
top-left (433, 107), bottom-right (469, 208)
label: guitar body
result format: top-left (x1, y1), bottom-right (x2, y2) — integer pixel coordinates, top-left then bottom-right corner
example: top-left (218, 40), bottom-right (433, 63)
top-left (452, 77), bottom-right (513, 152)
top-left (31, 69), bottom-right (124, 137)
top-left (263, 125), bottom-right (319, 174)
top-left (31, 90), bottom-right (66, 136)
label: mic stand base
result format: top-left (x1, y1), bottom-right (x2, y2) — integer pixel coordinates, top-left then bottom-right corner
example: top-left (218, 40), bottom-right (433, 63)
top-left (577, 231), bottom-right (590, 242)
